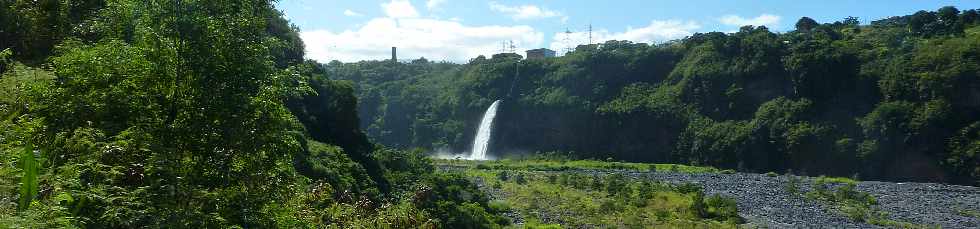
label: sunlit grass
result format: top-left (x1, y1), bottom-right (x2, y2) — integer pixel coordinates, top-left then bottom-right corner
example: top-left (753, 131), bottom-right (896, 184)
top-left (459, 168), bottom-right (739, 228)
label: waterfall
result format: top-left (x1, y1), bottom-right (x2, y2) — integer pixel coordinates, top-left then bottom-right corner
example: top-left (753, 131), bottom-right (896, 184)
top-left (469, 100), bottom-right (501, 160)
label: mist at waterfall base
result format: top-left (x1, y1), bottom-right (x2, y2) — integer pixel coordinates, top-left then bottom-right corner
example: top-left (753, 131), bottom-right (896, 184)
top-left (432, 100), bottom-right (501, 161)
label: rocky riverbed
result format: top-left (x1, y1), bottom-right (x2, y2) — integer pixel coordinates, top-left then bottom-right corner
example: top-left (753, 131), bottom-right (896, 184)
top-left (448, 165), bottom-right (980, 228)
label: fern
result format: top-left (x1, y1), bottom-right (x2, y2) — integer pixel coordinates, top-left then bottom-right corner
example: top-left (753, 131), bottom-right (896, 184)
top-left (18, 144), bottom-right (38, 211)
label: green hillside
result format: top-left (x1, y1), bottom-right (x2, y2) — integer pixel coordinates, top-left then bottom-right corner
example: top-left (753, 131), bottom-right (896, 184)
top-left (331, 7), bottom-right (980, 186)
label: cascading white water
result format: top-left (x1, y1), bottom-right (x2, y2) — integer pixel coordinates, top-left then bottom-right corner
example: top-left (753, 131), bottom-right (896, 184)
top-left (469, 100), bottom-right (501, 160)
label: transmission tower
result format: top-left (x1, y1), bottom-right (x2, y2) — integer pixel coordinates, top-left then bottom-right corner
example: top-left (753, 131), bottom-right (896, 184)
top-left (588, 23), bottom-right (593, 45)
top-left (562, 28), bottom-right (574, 55)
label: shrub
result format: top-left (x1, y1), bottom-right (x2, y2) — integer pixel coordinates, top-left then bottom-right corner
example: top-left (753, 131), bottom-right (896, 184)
top-left (590, 176), bottom-right (604, 190)
top-left (785, 176), bottom-right (801, 195)
top-left (675, 183), bottom-right (702, 194)
top-left (599, 198), bottom-right (622, 213)
top-left (443, 202), bottom-right (507, 228)
top-left (488, 200), bottom-right (511, 213)
top-left (513, 173), bottom-right (527, 185)
top-left (496, 171), bottom-right (510, 181)
top-left (558, 173), bottom-right (571, 186)
top-left (691, 190), bottom-right (707, 217)
top-left (604, 173), bottom-right (629, 196)
top-left (704, 194), bottom-right (740, 222)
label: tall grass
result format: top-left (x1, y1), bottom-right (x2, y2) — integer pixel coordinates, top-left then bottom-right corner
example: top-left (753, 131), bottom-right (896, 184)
top-left (17, 144), bottom-right (37, 211)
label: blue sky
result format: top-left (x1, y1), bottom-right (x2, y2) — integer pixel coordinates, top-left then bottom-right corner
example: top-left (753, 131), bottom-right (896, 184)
top-left (275, 0), bottom-right (980, 63)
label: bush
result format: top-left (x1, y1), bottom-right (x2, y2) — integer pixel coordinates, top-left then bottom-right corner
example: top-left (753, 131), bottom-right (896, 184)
top-left (675, 183), bottom-right (702, 194)
top-left (599, 198), bottom-right (623, 213)
top-left (513, 173), bottom-right (527, 185)
top-left (604, 173), bottom-right (629, 195)
top-left (444, 202), bottom-right (507, 228)
top-left (785, 176), bottom-right (801, 195)
top-left (496, 171), bottom-right (509, 181)
top-left (691, 190), bottom-right (707, 217)
top-left (487, 201), bottom-right (511, 213)
top-left (704, 194), bottom-right (740, 222)
top-left (546, 175), bottom-right (557, 184)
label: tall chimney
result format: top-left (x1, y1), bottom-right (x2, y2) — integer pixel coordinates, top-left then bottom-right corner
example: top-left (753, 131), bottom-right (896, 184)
top-left (391, 47), bottom-right (397, 62)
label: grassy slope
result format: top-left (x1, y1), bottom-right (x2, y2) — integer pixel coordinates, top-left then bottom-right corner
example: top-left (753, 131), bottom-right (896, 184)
top-left (441, 159), bottom-right (739, 228)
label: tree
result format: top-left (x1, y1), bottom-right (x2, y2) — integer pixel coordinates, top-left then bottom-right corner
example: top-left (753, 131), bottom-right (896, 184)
top-left (796, 17), bottom-right (819, 31)
top-left (937, 6), bottom-right (960, 23)
top-left (937, 6), bottom-right (963, 34)
top-left (909, 10), bottom-right (937, 34)
top-left (843, 16), bottom-right (860, 26)
top-left (962, 10), bottom-right (979, 25)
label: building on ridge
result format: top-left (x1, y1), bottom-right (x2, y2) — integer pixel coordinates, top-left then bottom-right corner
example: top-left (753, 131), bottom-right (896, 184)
top-left (525, 48), bottom-right (556, 59)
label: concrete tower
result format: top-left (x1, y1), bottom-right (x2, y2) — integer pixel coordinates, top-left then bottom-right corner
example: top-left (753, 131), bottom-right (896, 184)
top-left (391, 47), bottom-right (397, 62)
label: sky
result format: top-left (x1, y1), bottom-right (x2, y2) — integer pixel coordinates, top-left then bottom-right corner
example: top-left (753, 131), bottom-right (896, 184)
top-left (275, 0), bottom-right (980, 63)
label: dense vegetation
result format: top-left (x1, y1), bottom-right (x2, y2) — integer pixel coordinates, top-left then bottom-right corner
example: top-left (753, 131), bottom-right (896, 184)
top-left (0, 0), bottom-right (506, 227)
top-left (446, 159), bottom-right (741, 228)
top-left (331, 7), bottom-right (980, 186)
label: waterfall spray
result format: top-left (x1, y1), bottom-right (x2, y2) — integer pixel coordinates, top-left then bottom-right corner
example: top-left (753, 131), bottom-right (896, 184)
top-left (469, 100), bottom-right (501, 160)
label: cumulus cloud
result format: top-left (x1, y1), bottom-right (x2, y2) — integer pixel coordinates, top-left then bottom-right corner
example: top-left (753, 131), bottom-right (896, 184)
top-left (382, 0), bottom-right (419, 18)
top-left (719, 14), bottom-right (781, 27)
top-left (548, 20), bottom-right (700, 55)
top-left (301, 17), bottom-right (544, 63)
top-left (489, 1), bottom-right (562, 20)
top-left (426, 0), bottom-right (447, 10)
top-left (343, 9), bottom-right (362, 17)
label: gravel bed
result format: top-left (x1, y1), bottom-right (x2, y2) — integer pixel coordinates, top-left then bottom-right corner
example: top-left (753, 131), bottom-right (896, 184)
top-left (626, 171), bottom-right (876, 228)
top-left (856, 181), bottom-right (980, 228)
top-left (442, 165), bottom-right (980, 228)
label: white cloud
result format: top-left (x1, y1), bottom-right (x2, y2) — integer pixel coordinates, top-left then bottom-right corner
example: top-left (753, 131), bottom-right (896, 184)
top-left (343, 9), bottom-right (362, 17)
top-left (301, 17), bottom-right (544, 63)
top-left (426, 0), bottom-right (447, 10)
top-left (548, 20), bottom-right (700, 55)
top-left (381, 0), bottom-right (419, 18)
top-left (719, 14), bottom-right (781, 27)
top-left (489, 1), bottom-right (561, 20)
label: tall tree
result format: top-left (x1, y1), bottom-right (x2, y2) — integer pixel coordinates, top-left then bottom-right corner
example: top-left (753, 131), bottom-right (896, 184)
top-left (796, 17), bottom-right (819, 31)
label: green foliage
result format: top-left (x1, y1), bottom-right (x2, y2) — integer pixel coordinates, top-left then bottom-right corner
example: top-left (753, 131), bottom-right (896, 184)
top-left (295, 140), bottom-right (379, 200)
top-left (16, 145), bottom-right (37, 211)
top-left (946, 122), bottom-right (980, 184)
top-left (802, 176), bottom-right (929, 227)
top-left (459, 168), bottom-right (739, 228)
top-left (0, 0), bottom-right (507, 228)
top-left (336, 6), bottom-right (980, 186)
top-left (413, 173), bottom-right (509, 228)
top-left (784, 176), bottom-right (801, 195)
